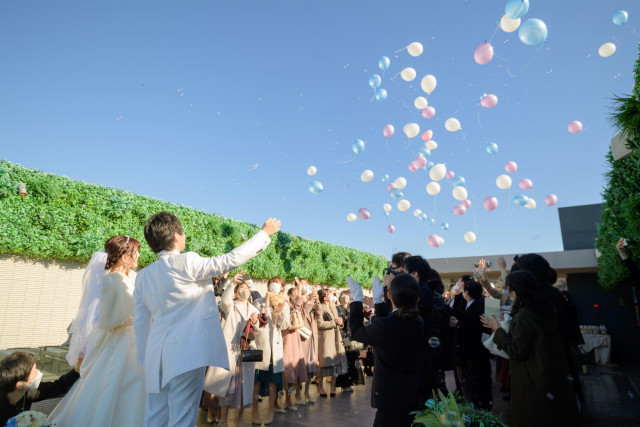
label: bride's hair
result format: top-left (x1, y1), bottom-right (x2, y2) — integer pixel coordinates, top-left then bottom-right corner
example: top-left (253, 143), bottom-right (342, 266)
top-left (104, 235), bottom-right (141, 270)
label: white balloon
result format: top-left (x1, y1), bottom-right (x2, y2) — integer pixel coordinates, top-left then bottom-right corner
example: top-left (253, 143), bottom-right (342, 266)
top-left (413, 209), bottom-right (422, 217)
top-left (464, 231), bottom-right (477, 243)
top-left (425, 140), bottom-right (438, 150)
top-left (414, 96), bottom-right (428, 109)
top-left (496, 174), bottom-right (512, 190)
top-left (307, 166), bottom-right (317, 176)
top-left (403, 123), bottom-right (420, 139)
top-left (452, 186), bottom-right (468, 201)
top-left (598, 42), bottom-right (616, 58)
top-left (429, 163), bottom-right (447, 181)
top-left (407, 42), bottom-right (423, 57)
top-left (426, 182), bottom-right (441, 196)
top-left (445, 118), bottom-right (461, 132)
top-left (347, 213), bottom-right (357, 222)
top-left (394, 177), bottom-right (407, 189)
top-left (383, 203), bottom-right (392, 212)
top-left (400, 67), bottom-right (417, 81)
top-left (437, 236), bottom-right (445, 245)
top-left (421, 75), bottom-right (437, 94)
top-left (360, 169), bottom-right (374, 182)
top-left (397, 199), bottom-right (411, 211)
top-left (500, 14), bottom-right (521, 32)
top-left (525, 198), bottom-right (537, 209)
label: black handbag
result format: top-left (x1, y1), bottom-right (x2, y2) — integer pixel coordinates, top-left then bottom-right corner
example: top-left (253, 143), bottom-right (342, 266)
top-left (241, 349), bottom-right (263, 362)
top-left (240, 318), bottom-right (264, 363)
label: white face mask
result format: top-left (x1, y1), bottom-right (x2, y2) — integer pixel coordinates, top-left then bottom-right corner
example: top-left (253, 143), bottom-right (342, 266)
top-left (26, 369), bottom-right (43, 391)
top-left (302, 285), bottom-right (310, 295)
top-left (269, 283), bottom-right (282, 293)
top-left (238, 288), bottom-right (251, 300)
top-left (246, 279), bottom-right (254, 289)
top-left (330, 295), bottom-right (338, 303)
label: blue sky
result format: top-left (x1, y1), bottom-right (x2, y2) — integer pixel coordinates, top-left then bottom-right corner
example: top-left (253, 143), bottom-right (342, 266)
top-left (1, 0), bottom-right (639, 261)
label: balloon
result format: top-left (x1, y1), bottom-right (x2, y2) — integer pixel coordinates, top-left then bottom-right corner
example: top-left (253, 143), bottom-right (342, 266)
top-left (375, 88), bottom-right (388, 101)
top-left (383, 211), bottom-right (389, 218)
top-left (500, 14), bottom-right (521, 32)
top-left (308, 181), bottom-right (323, 194)
top-left (453, 204), bottom-right (467, 216)
top-left (426, 218), bottom-right (435, 226)
top-left (545, 194), bottom-right (558, 206)
top-left (407, 42), bottom-right (423, 57)
top-left (397, 199), bottom-right (411, 211)
top-left (464, 231), bottom-right (477, 243)
top-left (452, 176), bottom-right (466, 187)
top-left (387, 183), bottom-right (394, 191)
top-left (429, 164), bottom-right (447, 181)
top-left (408, 162), bottom-right (418, 172)
top-left (360, 170), bottom-right (374, 182)
top-left (421, 75), bottom-right (437, 94)
top-left (513, 194), bottom-right (529, 206)
top-left (480, 94), bottom-right (498, 108)
top-left (357, 208), bottom-right (371, 219)
top-left (414, 156), bottom-right (427, 168)
top-left (486, 142), bottom-right (499, 155)
top-left (426, 182), bottom-right (441, 196)
top-left (613, 10), bottom-right (628, 26)
top-left (567, 121), bottom-right (583, 134)
top-left (519, 178), bottom-right (533, 190)
top-left (428, 234), bottom-right (443, 247)
top-left (483, 196), bottom-right (499, 211)
top-left (381, 173), bottom-right (390, 183)
top-left (418, 213), bottom-right (428, 222)
top-left (369, 74), bottom-right (381, 89)
top-left (390, 188), bottom-right (404, 199)
top-left (474, 42), bottom-right (494, 65)
top-left (403, 123), bottom-right (420, 139)
top-left (424, 161), bottom-right (435, 170)
top-left (307, 166), bottom-right (317, 176)
top-left (452, 186), bottom-right (468, 201)
top-left (383, 203), bottom-right (392, 212)
top-left (525, 198), bottom-right (536, 209)
top-left (347, 213), bottom-right (357, 222)
top-left (440, 223), bottom-right (449, 231)
top-left (418, 147), bottom-right (431, 158)
top-left (425, 140), bottom-right (437, 150)
top-left (352, 138), bottom-right (365, 155)
top-left (413, 209), bottom-right (422, 217)
top-left (446, 171), bottom-right (455, 179)
top-left (378, 56), bottom-right (390, 71)
top-left (496, 174), bottom-right (512, 190)
top-left (428, 336), bottom-right (441, 348)
top-left (445, 118), bottom-right (461, 132)
top-left (462, 199), bottom-right (472, 208)
top-left (505, 161), bottom-right (518, 173)
top-left (383, 124), bottom-right (394, 138)
top-left (394, 177), bottom-right (407, 189)
top-left (400, 67), bottom-right (416, 81)
top-left (421, 130), bottom-right (433, 141)
top-left (519, 18), bottom-right (547, 45)
top-left (421, 106), bottom-right (436, 119)
top-left (598, 43), bottom-right (616, 58)
top-left (414, 96), bottom-right (428, 109)
top-left (387, 225), bottom-right (395, 233)
top-left (505, 0), bottom-right (529, 20)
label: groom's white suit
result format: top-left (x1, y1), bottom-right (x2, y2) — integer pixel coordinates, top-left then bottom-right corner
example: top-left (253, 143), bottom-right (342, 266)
top-left (134, 230), bottom-right (271, 427)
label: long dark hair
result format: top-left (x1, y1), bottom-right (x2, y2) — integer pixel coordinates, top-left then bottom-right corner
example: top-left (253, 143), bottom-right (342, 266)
top-left (389, 273), bottom-right (420, 321)
top-left (507, 270), bottom-right (551, 315)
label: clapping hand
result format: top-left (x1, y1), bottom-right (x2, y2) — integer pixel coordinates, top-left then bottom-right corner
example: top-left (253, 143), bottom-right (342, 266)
top-left (480, 314), bottom-right (500, 331)
top-left (346, 276), bottom-right (363, 302)
top-left (336, 316), bottom-right (344, 326)
top-left (372, 276), bottom-right (384, 304)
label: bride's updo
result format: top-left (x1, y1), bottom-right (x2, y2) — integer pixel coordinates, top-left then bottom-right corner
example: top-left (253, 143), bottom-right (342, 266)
top-left (104, 235), bottom-right (141, 270)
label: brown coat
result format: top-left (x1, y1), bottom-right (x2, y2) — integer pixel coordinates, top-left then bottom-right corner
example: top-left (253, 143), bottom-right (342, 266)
top-left (316, 303), bottom-right (347, 368)
top-left (300, 298), bottom-right (318, 374)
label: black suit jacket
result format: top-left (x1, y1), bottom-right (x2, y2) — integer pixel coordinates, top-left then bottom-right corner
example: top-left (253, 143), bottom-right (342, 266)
top-left (350, 301), bottom-right (423, 410)
top-left (456, 298), bottom-right (491, 362)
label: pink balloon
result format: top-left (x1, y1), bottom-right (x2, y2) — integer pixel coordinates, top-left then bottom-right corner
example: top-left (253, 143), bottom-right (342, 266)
top-left (421, 130), bottom-right (433, 141)
top-left (408, 162), bottom-right (418, 172)
top-left (453, 204), bottom-right (467, 216)
top-left (463, 199), bottom-right (472, 208)
top-left (358, 208), bottom-right (371, 219)
top-left (383, 124), bottom-right (395, 138)
top-left (545, 194), bottom-right (558, 206)
top-left (414, 156), bottom-right (427, 168)
top-left (519, 178), bottom-right (533, 190)
top-left (483, 196), bottom-right (499, 211)
top-left (567, 121), bottom-right (582, 134)
top-left (474, 42), bottom-right (494, 65)
top-left (428, 234), bottom-right (442, 248)
top-left (505, 161), bottom-right (518, 173)
top-left (480, 94), bottom-right (498, 108)
top-left (421, 106), bottom-right (436, 119)
top-left (387, 225), bottom-right (395, 233)
top-left (446, 171), bottom-right (455, 179)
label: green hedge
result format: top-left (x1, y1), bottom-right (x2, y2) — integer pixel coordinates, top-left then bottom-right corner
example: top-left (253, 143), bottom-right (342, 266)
top-left (0, 160), bottom-right (385, 286)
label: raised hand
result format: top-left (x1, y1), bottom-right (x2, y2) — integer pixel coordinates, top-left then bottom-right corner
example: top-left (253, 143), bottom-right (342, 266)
top-left (372, 276), bottom-right (384, 304)
top-left (262, 218), bottom-right (282, 236)
top-left (345, 276), bottom-right (363, 302)
top-left (616, 238), bottom-right (629, 260)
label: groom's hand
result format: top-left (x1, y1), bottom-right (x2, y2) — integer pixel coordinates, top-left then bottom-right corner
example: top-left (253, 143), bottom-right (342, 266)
top-left (262, 218), bottom-right (282, 236)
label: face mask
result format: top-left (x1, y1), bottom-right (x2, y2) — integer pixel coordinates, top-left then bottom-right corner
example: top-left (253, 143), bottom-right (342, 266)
top-left (301, 285), bottom-right (310, 295)
top-left (330, 295), bottom-right (338, 303)
top-left (26, 370), bottom-right (43, 391)
top-left (269, 283), bottom-right (282, 293)
top-left (238, 289), bottom-right (251, 300)
top-left (339, 296), bottom-right (349, 304)
top-left (246, 279), bottom-right (254, 289)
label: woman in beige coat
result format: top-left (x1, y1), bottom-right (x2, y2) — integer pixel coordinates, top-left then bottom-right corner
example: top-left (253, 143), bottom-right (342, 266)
top-left (297, 278), bottom-right (319, 404)
top-left (315, 289), bottom-right (347, 397)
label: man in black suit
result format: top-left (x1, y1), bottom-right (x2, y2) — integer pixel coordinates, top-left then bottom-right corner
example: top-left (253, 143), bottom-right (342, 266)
top-left (347, 274), bottom-right (424, 427)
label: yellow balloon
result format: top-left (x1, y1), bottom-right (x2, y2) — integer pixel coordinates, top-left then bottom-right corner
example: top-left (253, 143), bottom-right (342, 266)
top-left (496, 174), bottom-right (512, 190)
top-left (452, 186), bottom-right (468, 201)
top-left (360, 170), bottom-right (374, 182)
top-left (413, 209), bottom-right (422, 217)
top-left (347, 213), bottom-right (357, 222)
top-left (425, 140), bottom-right (438, 150)
top-left (464, 231), bottom-right (477, 243)
top-left (400, 67), bottom-right (417, 81)
top-left (429, 164), bottom-right (446, 181)
top-left (383, 203), bottom-right (392, 212)
top-left (500, 15), bottom-right (521, 33)
top-left (525, 198), bottom-right (537, 209)
top-left (307, 166), bottom-right (317, 176)
top-left (403, 123), bottom-right (420, 139)
top-left (407, 42), bottom-right (423, 57)
top-left (394, 177), bottom-right (407, 189)
top-left (445, 118), bottom-right (461, 132)
top-left (397, 199), bottom-right (411, 211)
top-left (426, 182), bottom-right (441, 196)
top-left (598, 43), bottom-right (616, 58)
top-left (414, 96), bottom-right (428, 109)
top-left (421, 75), bottom-right (437, 94)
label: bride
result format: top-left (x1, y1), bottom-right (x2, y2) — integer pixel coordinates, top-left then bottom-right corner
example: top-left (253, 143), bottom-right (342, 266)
top-left (49, 235), bottom-right (145, 426)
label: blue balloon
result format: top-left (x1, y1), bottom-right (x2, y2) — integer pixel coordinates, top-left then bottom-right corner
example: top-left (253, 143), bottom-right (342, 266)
top-left (452, 176), bottom-right (466, 187)
top-left (390, 188), bottom-right (404, 200)
top-left (352, 138), bottom-right (365, 155)
top-left (505, 0), bottom-right (529, 20)
top-left (423, 161), bottom-right (435, 171)
top-left (519, 18), bottom-right (547, 46)
top-left (369, 74), bottom-right (382, 89)
top-left (513, 194), bottom-right (529, 206)
top-left (308, 180), bottom-right (323, 194)
top-left (426, 218), bottom-right (435, 226)
top-left (381, 173), bottom-right (390, 183)
top-left (486, 142), bottom-right (499, 155)
top-left (441, 222), bottom-right (449, 231)
top-left (418, 213), bottom-right (428, 222)
top-left (375, 88), bottom-right (388, 101)
top-left (383, 211), bottom-right (390, 219)
top-left (613, 10), bottom-right (628, 26)
top-left (378, 56), bottom-right (390, 71)
top-left (418, 147), bottom-right (432, 158)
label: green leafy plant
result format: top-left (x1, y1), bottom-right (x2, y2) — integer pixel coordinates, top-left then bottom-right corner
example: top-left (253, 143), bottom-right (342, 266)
top-left (412, 390), bottom-right (506, 427)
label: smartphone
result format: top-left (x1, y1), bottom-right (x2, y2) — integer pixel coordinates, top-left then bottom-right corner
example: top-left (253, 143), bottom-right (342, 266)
top-left (242, 274), bottom-right (251, 281)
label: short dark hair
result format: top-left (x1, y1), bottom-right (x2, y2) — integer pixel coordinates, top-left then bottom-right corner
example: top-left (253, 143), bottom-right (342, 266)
top-left (389, 273), bottom-right (420, 320)
top-left (402, 255), bottom-right (431, 283)
top-left (427, 269), bottom-right (444, 294)
top-left (458, 275), bottom-right (474, 285)
top-left (464, 280), bottom-right (483, 300)
top-left (511, 253), bottom-right (551, 285)
top-left (0, 351), bottom-right (36, 393)
top-left (391, 252), bottom-right (412, 268)
top-left (144, 212), bottom-right (183, 253)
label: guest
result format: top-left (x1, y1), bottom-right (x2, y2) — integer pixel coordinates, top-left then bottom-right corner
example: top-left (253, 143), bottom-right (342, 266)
top-left (281, 287), bottom-right (308, 409)
top-left (336, 290), bottom-right (365, 392)
top-left (382, 252), bottom-right (412, 310)
top-left (296, 278), bottom-right (319, 404)
top-left (347, 274), bottom-right (424, 427)
top-left (315, 289), bottom-right (347, 397)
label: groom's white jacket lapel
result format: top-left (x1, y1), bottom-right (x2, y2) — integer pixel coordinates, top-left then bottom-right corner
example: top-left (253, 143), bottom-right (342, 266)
top-left (133, 230), bottom-right (271, 393)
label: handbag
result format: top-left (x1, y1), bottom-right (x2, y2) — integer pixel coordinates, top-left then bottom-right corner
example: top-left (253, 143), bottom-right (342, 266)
top-left (289, 308), bottom-right (304, 330)
top-left (240, 318), bottom-right (264, 363)
top-left (298, 326), bottom-right (311, 340)
top-left (241, 349), bottom-right (263, 362)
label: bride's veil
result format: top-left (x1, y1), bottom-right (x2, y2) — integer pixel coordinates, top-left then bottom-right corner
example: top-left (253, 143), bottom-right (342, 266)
top-left (66, 251), bottom-right (107, 367)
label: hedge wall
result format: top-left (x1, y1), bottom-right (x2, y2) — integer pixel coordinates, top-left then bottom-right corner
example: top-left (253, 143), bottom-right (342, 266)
top-left (0, 160), bottom-right (385, 286)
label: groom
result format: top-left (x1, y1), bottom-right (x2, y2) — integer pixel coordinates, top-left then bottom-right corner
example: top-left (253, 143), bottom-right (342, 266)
top-left (134, 211), bottom-right (281, 427)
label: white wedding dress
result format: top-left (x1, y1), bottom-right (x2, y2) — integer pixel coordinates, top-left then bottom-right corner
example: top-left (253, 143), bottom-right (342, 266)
top-left (49, 271), bottom-right (145, 427)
